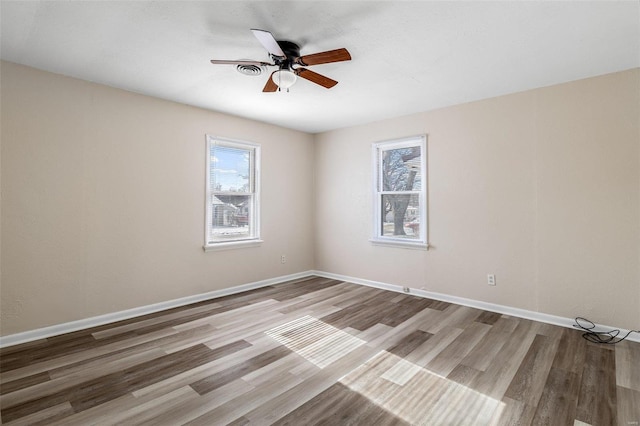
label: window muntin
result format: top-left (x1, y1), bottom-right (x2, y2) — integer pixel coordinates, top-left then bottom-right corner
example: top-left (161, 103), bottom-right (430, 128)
top-left (205, 136), bottom-right (261, 250)
top-left (372, 136), bottom-right (427, 248)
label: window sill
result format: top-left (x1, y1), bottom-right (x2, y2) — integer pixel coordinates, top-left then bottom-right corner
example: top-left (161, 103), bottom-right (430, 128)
top-left (369, 239), bottom-right (429, 250)
top-left (203, 239), bottom-right (264, 252)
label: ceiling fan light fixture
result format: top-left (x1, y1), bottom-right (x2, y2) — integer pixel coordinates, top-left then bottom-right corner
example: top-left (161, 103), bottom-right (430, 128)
top-left (272, 69), bottom-right (297, 92)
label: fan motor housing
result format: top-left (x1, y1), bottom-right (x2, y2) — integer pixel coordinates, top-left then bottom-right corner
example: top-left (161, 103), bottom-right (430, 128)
top-left (273, 40), bottom-right (301, 68)
top-left (276, 41), bottom-right (300, 58)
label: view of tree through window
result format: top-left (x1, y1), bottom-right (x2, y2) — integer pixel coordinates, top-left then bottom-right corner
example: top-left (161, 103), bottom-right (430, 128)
top-left (382, 146), bottom-right (422, 237)
top-left (373, 136), bottom-right (427, 247)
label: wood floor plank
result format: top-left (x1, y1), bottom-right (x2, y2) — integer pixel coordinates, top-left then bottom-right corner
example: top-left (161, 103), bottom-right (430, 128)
top-left (386, 329), bottom-right (433, 358)
top-left (47, 392), bottom-right (143, 425)
top-left (2, 401), bottom-right (75, 426)
top-left (490, 397), bottom-right (533, 426)
top-left (459, 316), bottom-right (516, 372)
top-left (275, 282), bottom-right (353, 314)
top-left (1, 277), bottom-right (638, 425)
top-left (155, 379), bottom-right (257, 425)
top-left (171, 298), bottom-right (281, 333)
top-left (551, 327), bottom-right (589, 375)
top-left (48, 324), bottom-right (214, 378)
top-left (185, 373), bottom-right (306, 425)
top-left (446, 363), bottom-right (481, 388)
top-left (531, 366), bottom-right (581, 425)
top-left (0, 371), bottom-right (50, 395)
top-left (616, 385), bottom-right (640, 426)
top-left (1, 347), bottom-right (166, 410)
top-left (425, 321), bottom-right (490, 377)
top-left (475, 310), bottom-right (503, 325)
top-left (1, 323), bottom-right (188, 384)
top-left (423, 304), bottom-right (482, 334)
top-left (503, 333), bottom-right (559, 407)
top-left (130, 334), bottom-right (281, 400)
top-left (332, 286), bottom-right (381, 309)
top-left (242, 344), bottom-right (379, 425)
top-left (616, 339), bottom-right (640, 392)
top-left (368, 305), bottom-right (444, 352)
top-left (404, 325), bottom-right (464, 367)
top-left (1, 341), bottom-right (243, 421)
top-left (0, 334), bottom-right (98, 372)
top-left (90, 302), bottom-right (223, 340)
top-left (575, 343), bottom-right (617, 425)
top-left (190, 346), bottom-right (291, 395)
top-left (469, 318), bottom-right (538, 400)
top-left (101, 385), bottom-right (200, 425)
top-left (242, 353), bottom-right (307, 387)
top-left (273, 382), bottom-right (409, 426)
top-left (356, 323), bottom-right (393, 345)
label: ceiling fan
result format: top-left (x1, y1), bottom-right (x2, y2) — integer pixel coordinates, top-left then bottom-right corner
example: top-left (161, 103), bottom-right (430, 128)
top-left (210, 29), bottom-right (351, 92)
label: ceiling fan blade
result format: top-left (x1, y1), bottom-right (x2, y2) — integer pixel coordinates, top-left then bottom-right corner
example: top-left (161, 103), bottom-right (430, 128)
top-left (263, 71), bottom-right (278, 92)
top-left (251, 29), bottom-right (286, 58)
top-left (210, 59), bottom-right (273, 66)
top-left (295, 68), bottom-right (338, 89)
top-left (295, 48), bottom-right (351, 66)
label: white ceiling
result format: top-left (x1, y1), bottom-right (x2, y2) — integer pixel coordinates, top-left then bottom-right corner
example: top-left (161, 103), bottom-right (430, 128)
top-left (1, 1), bottom-right (638, 134)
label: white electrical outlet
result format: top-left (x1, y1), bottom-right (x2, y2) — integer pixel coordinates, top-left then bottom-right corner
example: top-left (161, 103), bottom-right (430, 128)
top-left (403, 287), bottom-right (410, 293)
top-left (487, 274), bottom-right (496, 286)
top-left (281, 255), bottom-right (286, 264)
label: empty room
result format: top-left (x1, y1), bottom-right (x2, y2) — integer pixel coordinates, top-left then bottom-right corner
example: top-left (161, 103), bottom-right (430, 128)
top-left (1, 1), bottom-right (639, 425)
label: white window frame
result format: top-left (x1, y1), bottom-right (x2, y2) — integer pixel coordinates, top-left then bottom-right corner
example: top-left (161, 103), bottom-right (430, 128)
top-left (204, 135), bottom-right (262, 251)
top-left (371, 135), bottom-right (428, 249)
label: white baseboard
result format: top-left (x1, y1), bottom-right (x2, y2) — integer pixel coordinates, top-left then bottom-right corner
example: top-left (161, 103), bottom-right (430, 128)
top-left (311, 270), bottom-right (640, 344)
top-left (0, 271), bottom-right (314, 348)
top-left (3, 269), bottom-right (638, 347)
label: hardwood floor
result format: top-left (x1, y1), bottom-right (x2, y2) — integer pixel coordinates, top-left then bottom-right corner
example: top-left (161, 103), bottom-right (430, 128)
top-left (1, 276), bottom-right (638, 425)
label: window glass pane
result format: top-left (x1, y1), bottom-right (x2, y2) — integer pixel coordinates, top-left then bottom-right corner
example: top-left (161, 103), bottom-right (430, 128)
top-left (380, 194), bottom-right (420, 239)
top-left (210, 145), bottom-right (251, 193)
top-left (210, 194), bottom-right (253, 241)
top-left (381, 146), bottom-right (422, 191)
top-left (205, 136), bottom-right (261, 249)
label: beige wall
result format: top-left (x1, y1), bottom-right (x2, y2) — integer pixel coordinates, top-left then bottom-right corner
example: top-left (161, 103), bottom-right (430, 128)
top-left (0, 61), bottom-right (315, 335)
top-left (2, 61), bottom-right (638, 337)
top-left (315, 69), bottom-right (639, 331)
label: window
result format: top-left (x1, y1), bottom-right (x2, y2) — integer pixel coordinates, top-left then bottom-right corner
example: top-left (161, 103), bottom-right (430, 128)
top-left (204, 136), bottom-right (261, 251)
top-left (372, 135), bottom-right (428, 248)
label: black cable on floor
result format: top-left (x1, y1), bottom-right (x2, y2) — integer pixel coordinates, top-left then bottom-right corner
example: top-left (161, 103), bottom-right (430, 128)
top-left (573, 317), bottom-right (640, 344)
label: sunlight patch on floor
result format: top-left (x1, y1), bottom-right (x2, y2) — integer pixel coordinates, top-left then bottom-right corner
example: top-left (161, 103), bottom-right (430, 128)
top-left (267, 316), bottom-right (504, 424)
top-left (340, 350), bottom-right (505, 425)
top-left (265, 315), bottom-right (366, 368)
